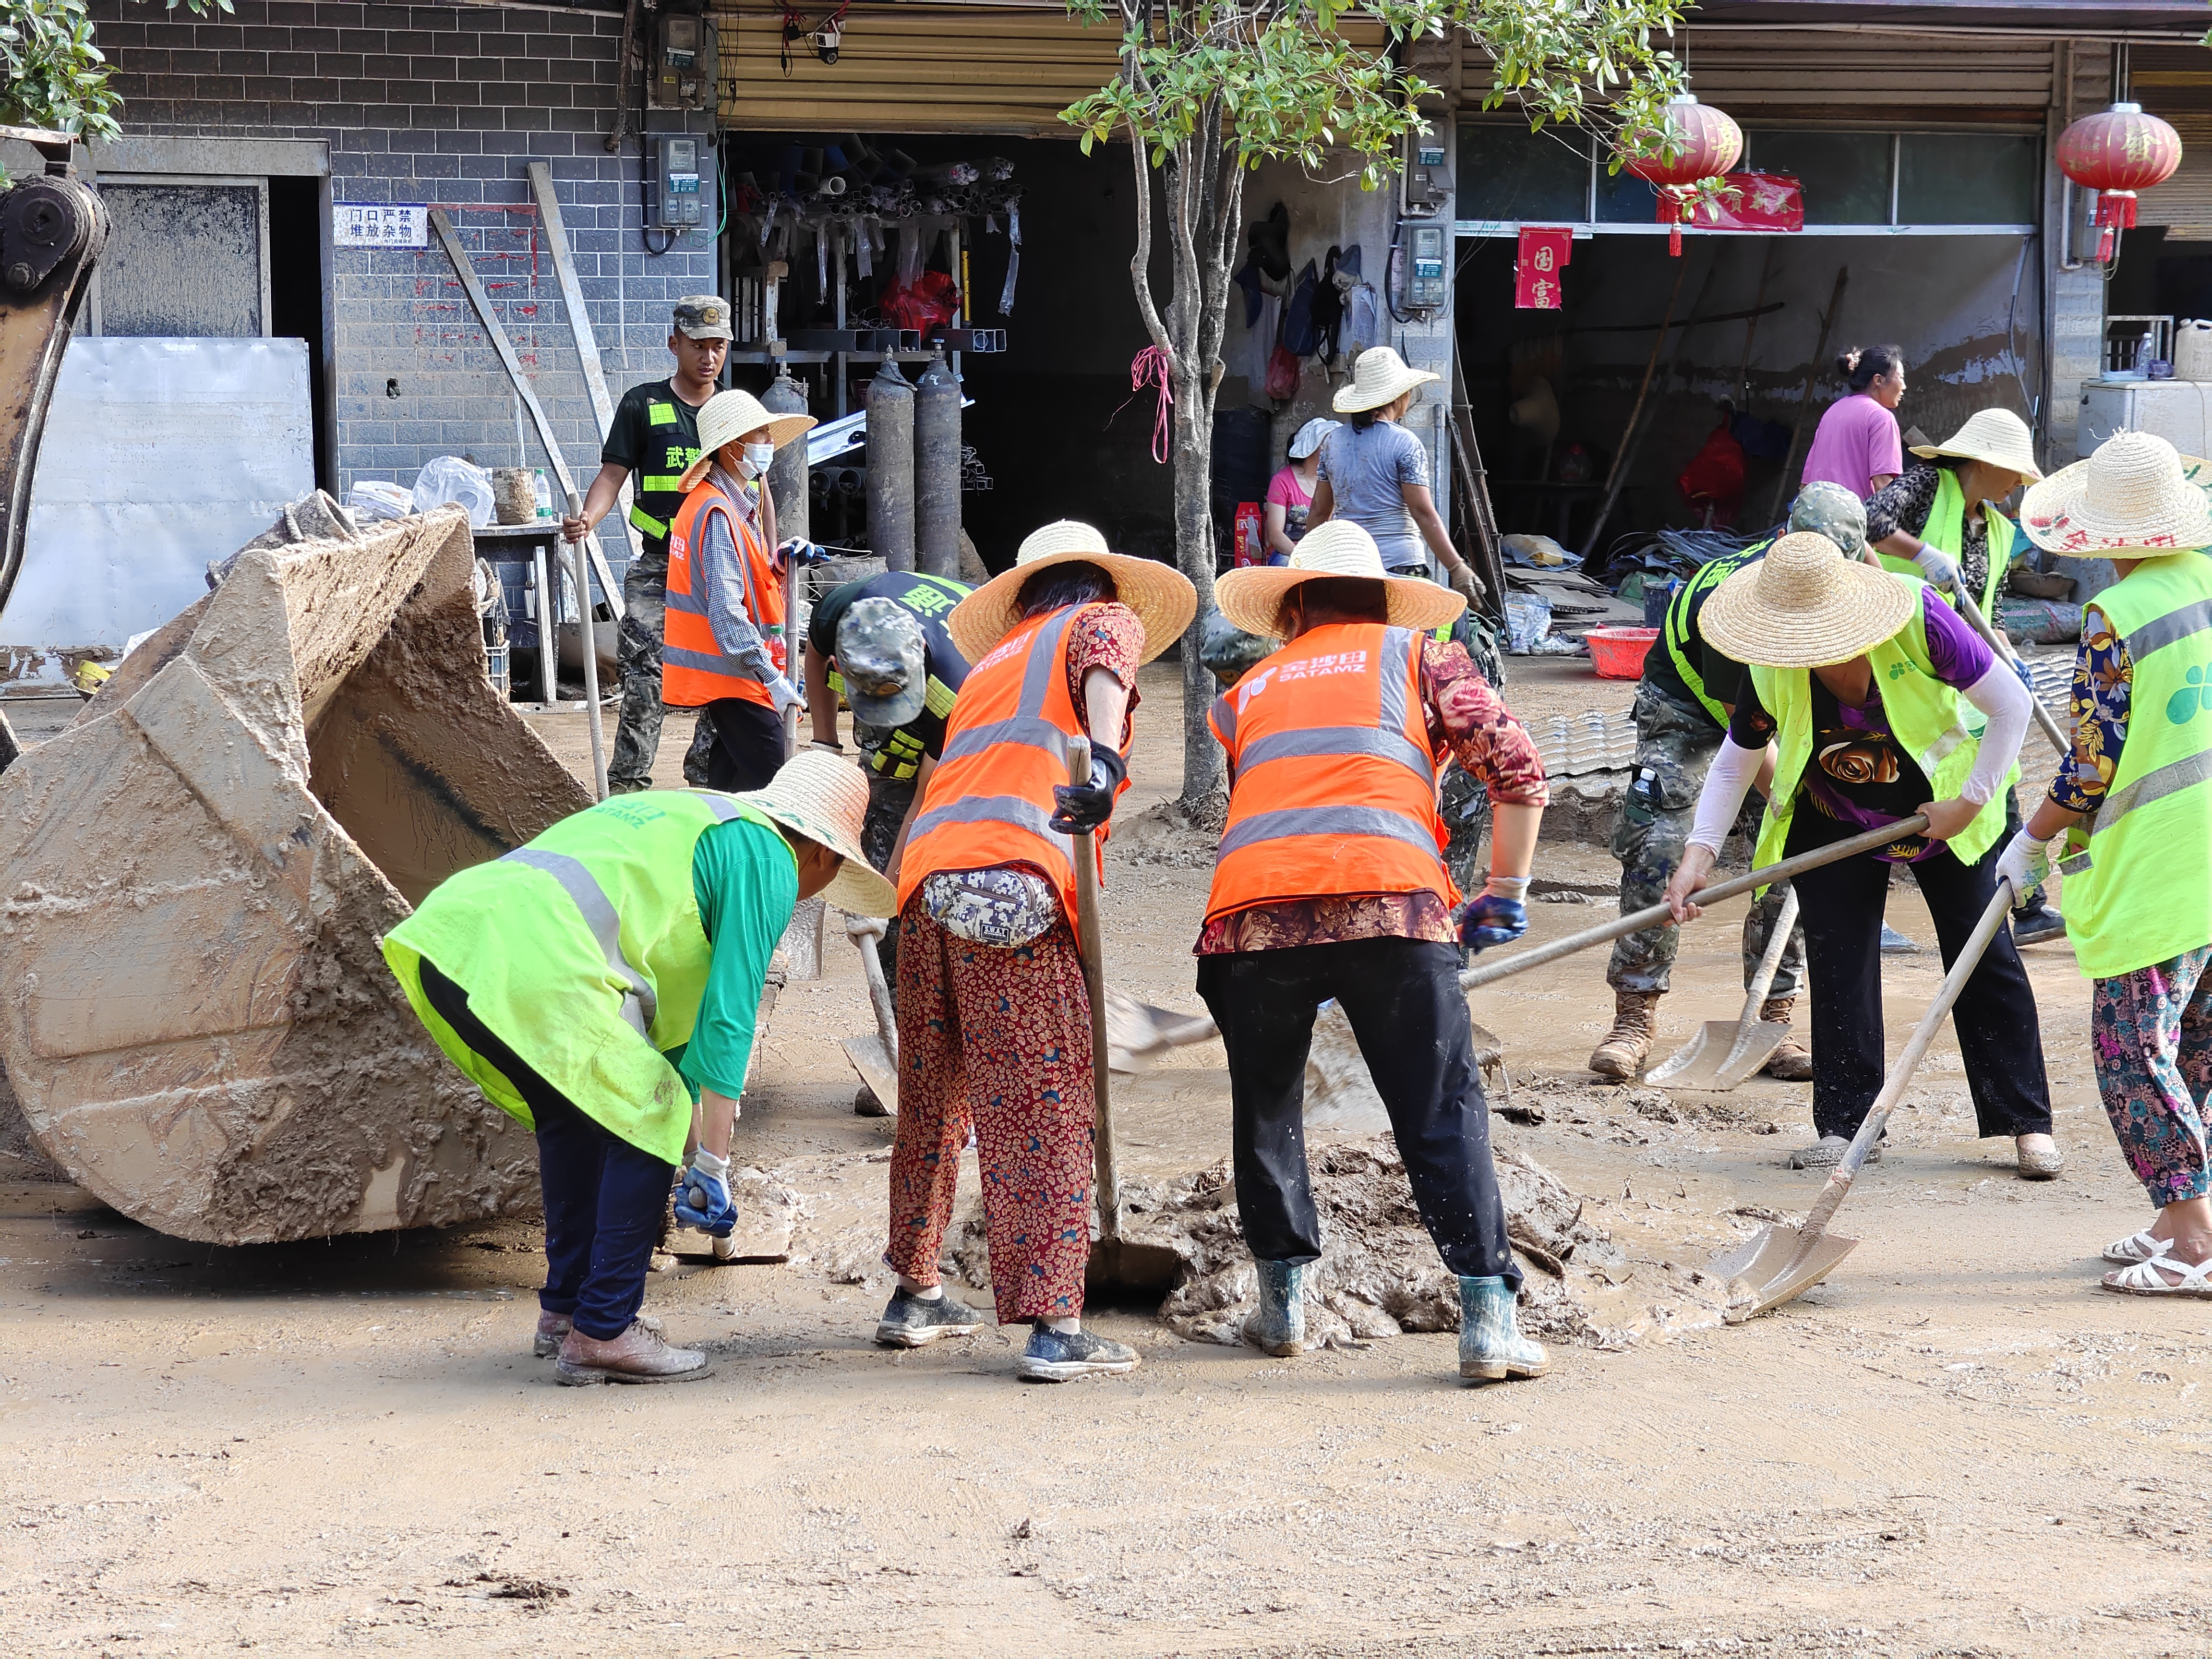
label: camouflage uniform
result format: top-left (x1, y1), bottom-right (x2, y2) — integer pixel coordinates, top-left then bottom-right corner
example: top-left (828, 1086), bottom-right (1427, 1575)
top-left (609, 562), bottom-right (671, 792)
top-left (1607, 685), bottom-right (1803, 996)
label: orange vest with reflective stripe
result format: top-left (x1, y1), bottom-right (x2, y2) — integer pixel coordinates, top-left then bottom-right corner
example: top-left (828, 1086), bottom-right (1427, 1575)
top-left (663, 479), bottom-right (783, 710)
top-left (1204, 622), bottom-right (1459, 924)
top-left (894, 603), bottom-right (1130, 940)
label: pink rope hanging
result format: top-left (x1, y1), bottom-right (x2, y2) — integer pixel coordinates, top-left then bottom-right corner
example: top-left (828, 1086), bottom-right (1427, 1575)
top-left (1127, 346), bottom-right (1174, 465)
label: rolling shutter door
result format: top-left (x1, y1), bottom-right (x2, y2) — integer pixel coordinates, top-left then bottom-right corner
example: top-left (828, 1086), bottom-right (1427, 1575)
top-left (2130, 46), bottom-right (2212, 237)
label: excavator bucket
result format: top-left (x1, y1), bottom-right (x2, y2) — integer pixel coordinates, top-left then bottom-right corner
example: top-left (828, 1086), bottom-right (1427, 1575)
top-left (0, 507), bottom-right (591, 1243)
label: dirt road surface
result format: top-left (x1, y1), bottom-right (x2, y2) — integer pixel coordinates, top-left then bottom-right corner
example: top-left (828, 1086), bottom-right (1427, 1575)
top-left (3, 661), bottom-right (2205, 1657)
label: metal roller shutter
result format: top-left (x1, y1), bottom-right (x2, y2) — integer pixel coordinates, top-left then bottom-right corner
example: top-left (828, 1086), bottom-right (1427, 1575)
top-left (2129, 46), bottom-right (2212, 236)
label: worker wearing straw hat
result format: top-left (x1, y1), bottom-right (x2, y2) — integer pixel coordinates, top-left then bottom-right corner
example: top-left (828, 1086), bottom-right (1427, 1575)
top-left (664, 388), bottom-right (819, 792)
top-left (1307, 347), bottom-right (1487, 606)
top-left (1662, 531), bottom-right (2060, 1178)
top-left (877, 521), bottom-right (1197, 1382)
top-left (1869, 406), bottom-right (2064, 943)
top-left (1587, 482), bottom-right (1872, 1083)
top-left (1199, 520), bottom-right (1551, 1384)
top-left (2004, 430), bottom-right (2212, 1293)
top-left (381, 753), bottom-right (894, 1385)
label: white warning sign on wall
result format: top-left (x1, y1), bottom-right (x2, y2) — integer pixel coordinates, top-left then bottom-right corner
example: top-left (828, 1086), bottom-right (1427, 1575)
top-left (334, 203), bottom-right (429, 248)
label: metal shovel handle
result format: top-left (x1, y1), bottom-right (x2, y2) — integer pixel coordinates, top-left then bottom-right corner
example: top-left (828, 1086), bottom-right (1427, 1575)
top-left (1955, 588), bottom-right (2072, 759)
top-left (1458, 814), bottom-right (1931, 993)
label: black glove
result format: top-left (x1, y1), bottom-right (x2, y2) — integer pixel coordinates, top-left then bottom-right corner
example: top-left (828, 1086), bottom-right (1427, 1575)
top-left (1050, 745), bottom-right (1127, 836)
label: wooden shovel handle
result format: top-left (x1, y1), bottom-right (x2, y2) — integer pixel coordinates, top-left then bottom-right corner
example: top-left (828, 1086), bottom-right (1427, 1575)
top-left (1955, 589), bottom-right (2072, 759)
top-left (1458, 814), bottom-right (1932, 993)
top-left (1064, 735), bottom-right (1121, 1242)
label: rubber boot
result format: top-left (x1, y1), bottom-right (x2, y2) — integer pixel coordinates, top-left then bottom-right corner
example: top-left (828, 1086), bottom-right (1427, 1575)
top-left (1457, 1275), bottom-right (1549, 1383)
top-left (1245, 1260), bottom-right (1308, 1357)
top-left (1588, 988), bottom-right (1659, 1080)
top-left (1759, 996), bottom-right (1814, 1082)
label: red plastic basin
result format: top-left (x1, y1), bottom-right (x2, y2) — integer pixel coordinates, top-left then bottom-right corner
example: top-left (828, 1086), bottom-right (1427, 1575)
top-left (1587, 625), bottom-right (1659, 679)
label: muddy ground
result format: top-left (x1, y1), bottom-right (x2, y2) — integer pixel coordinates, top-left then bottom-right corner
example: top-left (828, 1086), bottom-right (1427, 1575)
top-left (3, 657), bottom-right (2208, 1657)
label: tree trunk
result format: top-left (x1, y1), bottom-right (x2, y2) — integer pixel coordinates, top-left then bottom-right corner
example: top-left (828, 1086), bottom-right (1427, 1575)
top-left (1170, 358), bottom-right (1219, 804)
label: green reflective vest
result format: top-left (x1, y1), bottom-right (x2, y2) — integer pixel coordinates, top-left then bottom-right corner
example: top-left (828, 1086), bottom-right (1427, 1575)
top-left (2057, 550), bottom-right (2212, 978)
top-left (1750, 573), bottom-right (2017, 873)
top-left (1663, 539), bottom-right (1770, 726)
top-left (1878, 469), bottom-right (2014, 619)
top-left (381, 791), bottom-right (780, 1164)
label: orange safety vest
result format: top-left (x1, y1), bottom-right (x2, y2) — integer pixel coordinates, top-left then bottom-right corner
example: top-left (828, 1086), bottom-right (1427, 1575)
top-left (1204, 621), bottom-right (1460, 925)
top-left (894, 602), bottom-right (1130, 941)
top-left (663, 478), bottom-right (783, 710)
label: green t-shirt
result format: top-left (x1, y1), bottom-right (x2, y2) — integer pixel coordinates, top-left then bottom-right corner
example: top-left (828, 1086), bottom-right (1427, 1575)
top-left (682, 815), bottom-right (800, 1101)
top-left (603, 378), bottom-right (707, 565)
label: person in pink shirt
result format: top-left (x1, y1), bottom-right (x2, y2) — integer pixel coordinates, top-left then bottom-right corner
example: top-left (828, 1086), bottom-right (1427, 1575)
top-left (1800, 344), bottom-right (1907, 501)
top-left (1262, 418), bottom-right (1335, 565)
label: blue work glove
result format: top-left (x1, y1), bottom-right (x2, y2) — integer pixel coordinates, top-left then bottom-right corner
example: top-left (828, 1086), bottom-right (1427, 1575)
top-left (1912, 546), bottom-right (1961, 592)
top-left (1049, 745), bottom-right (1127, 836)
top-left (2008, 654), bottom-right (2036, 696)
top-left (1455, 878), bottom-right (1530, 952)
top-left (673, 1148), bottom-right (737, 1238)
top-left (778, 537), bottom-right (832, 568)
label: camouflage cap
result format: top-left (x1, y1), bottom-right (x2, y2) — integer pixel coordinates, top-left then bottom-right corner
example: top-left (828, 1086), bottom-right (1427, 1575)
top-left (1197, 607), bottom-right (1279, 688)
top-left (673, 294), bottom-right (733, 342)
top-left (836, 597), bottom-right (928, 729)
top-left (1788, 480), bottom-right (1868, 557)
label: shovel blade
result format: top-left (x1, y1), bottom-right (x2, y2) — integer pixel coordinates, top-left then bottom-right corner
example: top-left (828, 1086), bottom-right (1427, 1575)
top-left (1710, 1225), bottom-right (1859, 1318)
top-left (1646, 1020), bottom-right (1732, 1088)
top-left (842, 1035), bottom-right (899, 1116)
top-left (1708, 1020), bottom-right (1791, 1090)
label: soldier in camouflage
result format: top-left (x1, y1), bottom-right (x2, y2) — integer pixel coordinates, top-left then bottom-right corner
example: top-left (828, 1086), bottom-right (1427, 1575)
top-left (1590, 483), bottom-right (1872, 1081)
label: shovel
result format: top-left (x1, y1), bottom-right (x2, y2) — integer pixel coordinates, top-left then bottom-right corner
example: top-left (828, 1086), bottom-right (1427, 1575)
top-left (1711, 874), bottom-right (2020, 1317)
top-left (1067, 736), bottom-right (1184, 1298)
top-left (1647, 886), bottom-right (1802, 1090)
top-left (841, 913), bottom-right (900, 1115)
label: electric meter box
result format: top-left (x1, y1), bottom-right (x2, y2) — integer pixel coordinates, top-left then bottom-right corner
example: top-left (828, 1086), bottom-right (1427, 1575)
top-left (1407, 225), bottom-right (1447, 309)
top-left (650, 136), bottom-right (708, 232)
top-left (649, 12), bottom-right (719, 110)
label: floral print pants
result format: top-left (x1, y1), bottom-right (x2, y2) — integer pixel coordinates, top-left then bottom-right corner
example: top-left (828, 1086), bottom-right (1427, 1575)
top-left (883, 901), bottom-right (1096, 1322)
top-left (2092, 947), bottom-right (2212, 1207)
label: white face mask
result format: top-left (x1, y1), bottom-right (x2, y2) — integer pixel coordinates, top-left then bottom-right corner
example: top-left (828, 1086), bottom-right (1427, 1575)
top-left (738, 441), bottom-right (776, 478)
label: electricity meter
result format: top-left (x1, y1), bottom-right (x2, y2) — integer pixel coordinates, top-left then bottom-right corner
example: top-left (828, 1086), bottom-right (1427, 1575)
top-left (1407, 224), bottom-right (1447, 310)
top-left (651, 136), bottom-right (706, 231)
top-left (651, 12), bottom-right (719, 110)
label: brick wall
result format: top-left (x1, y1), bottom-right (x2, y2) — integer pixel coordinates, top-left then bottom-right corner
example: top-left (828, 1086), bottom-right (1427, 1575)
top-left (86, 0), bottom-right (715, 500)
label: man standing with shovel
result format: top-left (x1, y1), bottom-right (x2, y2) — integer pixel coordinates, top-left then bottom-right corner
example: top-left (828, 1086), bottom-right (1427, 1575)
top-left (1196, 522), bottom-right (1551, 1383)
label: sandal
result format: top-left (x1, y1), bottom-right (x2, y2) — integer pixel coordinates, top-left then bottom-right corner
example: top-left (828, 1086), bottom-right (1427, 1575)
top-left (2101, 1254), bottom-right (2212, 1298)
top-left (2104, 1228), bottom-right (2172, 1266)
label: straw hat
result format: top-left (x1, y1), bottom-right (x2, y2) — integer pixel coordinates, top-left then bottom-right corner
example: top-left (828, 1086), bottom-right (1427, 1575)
top-left (1698, 531), bottom-right (1917, 669)
top-left (1333, 346), bottom-right (1439, 414)
top-left (722, 750), bottom-right (896, 916)
top-left (676, 389), bottom-right (817, 491)
top-left (947, 520), bottom-right (1199, 666)
top-left (1215, 519), bottom-right (1466, 638)
top-left (2019, 429), bottom-right (2212, 557)
top-left (1909, 408), bottom-right (2044, 482)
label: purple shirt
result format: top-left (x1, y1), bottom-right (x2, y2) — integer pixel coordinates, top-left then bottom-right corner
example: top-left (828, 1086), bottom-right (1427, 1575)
top-left (1800, 393), bottom-right (1904, 502)
top-left (1730, 589), bottom-right (1994, 861)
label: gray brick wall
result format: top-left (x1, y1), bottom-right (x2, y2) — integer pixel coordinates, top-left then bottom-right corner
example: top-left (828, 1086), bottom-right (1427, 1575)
top-left (87, 0), bottom-right (715, 493)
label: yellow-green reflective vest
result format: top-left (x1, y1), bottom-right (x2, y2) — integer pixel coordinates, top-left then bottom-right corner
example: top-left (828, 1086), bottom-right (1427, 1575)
top-left (1663, 539), bottom-right (1770, 725)
top-left (1750, 573), bottom-right (2017, 874)
top-left (380, 790), bottom-right (782, 1164)
top-left (2057, 550), bottom-right (2212, 978)
top-left (1877, 469), bottom-right (2014, 619)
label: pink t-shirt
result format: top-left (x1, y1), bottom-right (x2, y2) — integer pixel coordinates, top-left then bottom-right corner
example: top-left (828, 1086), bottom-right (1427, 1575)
top-left (1800, 392), bottom-right (1904, 502)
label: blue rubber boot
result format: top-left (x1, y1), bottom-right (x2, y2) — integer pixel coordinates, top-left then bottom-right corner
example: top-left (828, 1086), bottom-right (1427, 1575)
top-left (1245, 1261), bottom-right (1308, 1357)
top-left (1457, 1275), bottom-right (1549, 1382)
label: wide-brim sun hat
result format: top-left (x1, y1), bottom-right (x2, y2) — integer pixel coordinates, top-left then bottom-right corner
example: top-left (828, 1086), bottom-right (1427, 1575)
top-left (1909, 407), bottom-right (2044, 482)
top-left (1215, 519), bottom-right (1466, 639)
top-left (947, 520), bottom-right (1199, 666)
top-left (1333, 346), bottom-right (1439, 414)
top-left (2019, 429), bottom-right (2212, 557)
top-left (1698, 530), bottom-right (1917, 669)
top-left (724, 750), bottom-right (896, 916)
top-left (676, 389), bottom-right (817, 491)
top-left (1287, 417), bottom-right (1337, 460)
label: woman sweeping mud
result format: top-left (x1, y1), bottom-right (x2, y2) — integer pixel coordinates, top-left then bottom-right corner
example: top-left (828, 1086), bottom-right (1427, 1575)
top-left (1662, 531), bottom-right (2060, 1178)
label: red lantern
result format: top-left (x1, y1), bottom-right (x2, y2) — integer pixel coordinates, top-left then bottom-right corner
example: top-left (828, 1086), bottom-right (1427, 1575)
top-left (2057, 101), bottom-right (2182, 263)
top-left (1620, 94), bottom-right (1743, 256)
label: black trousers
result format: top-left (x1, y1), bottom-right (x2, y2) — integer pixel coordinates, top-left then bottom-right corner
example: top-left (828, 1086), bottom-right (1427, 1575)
top-left (1195, 936), bottom-right (1519, 1289)
top-left (699, 697), bottom-right (788, 792)
top-left (420, 960), bottom-right (673, 1340)
top-left (1791, 829), bottom-right (2053, 1141)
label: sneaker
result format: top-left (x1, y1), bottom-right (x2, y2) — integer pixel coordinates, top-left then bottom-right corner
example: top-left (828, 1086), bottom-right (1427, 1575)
top-left (533, 1309), bottom-right (572, 1358)
top-left (1788, 1133), bottom-right (1882, 1170)
top-left (2009, 901), bottom-right (2066, 947)
top-left (1015, 1324), bottom-right (1141, 1383)
top-left (1879, 924), bottom-right (1919, 955)
top-left (554, 1318), bottom-right (710, 1386)
top-left (874, 1286), bottom-right (986, 1348)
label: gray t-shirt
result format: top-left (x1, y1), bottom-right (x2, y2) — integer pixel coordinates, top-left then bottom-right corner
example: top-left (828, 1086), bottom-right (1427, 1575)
top-left (1316, 420), bottom-right (1430, 571)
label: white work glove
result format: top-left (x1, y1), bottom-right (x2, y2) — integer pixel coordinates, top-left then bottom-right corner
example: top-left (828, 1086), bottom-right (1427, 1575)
top-left (768, 675), bottom-right (806, 721)
top-left (1912, 546), bottom-right (1961, 592)
top-left (1446, 562), bottom-right (1484, 607)
top-left (1994, 829), bottom-right (2051, 905)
